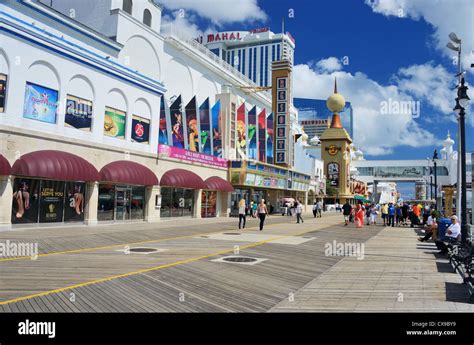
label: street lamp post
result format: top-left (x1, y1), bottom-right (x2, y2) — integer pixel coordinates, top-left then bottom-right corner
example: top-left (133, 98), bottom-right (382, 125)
top-left (453, 78), bottom-right (470, 242)
top-left (430, 175), bottom-right (433, 200)
top-left (433, 149), bottom-right (438, 210)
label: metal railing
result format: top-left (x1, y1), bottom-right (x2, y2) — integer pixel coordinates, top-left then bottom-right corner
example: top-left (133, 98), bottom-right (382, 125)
top-left (160, 24), bottom-right (271, 100)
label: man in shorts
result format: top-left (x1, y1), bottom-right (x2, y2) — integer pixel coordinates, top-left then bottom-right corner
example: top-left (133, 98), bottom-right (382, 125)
top-left (342, 201), bottom-right (352, 226)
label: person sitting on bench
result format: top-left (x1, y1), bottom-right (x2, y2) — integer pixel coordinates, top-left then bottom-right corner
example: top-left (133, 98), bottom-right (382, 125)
top-left (418, 211), bottom-right (437, 242)
top-left (435, 215), bottom-right (461, 254)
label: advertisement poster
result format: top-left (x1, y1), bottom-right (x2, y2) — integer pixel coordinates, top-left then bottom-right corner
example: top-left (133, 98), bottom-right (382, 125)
top-left (236, 103), bottom-right (247, 160)
top-left (199, 98), bottom-right (211, 155)
top-left (158, 97), bottom-right (168, 145)
top-left (266, 112), bottom-right (274, 164)
top-left (158, 144), bottom-right (228, 168)
top-left (39, 180), bottom-right (65, 223)
top-left (0, 73), bottom-right (7, 112)
top-left (11, 178), bottom-right (40, 224)
top-left (131, 115), bottom-right (150, 144)
top-left (104, 107), bottom-right (126, 139)
top-left (328, 162), bottom-right (340, 187)
top-left (185, 96), bottom-right (200, 152)
top-left (23, 82), bottom-right (58, 124)
top-left (64, 182), bottom-right (85, 222)
top-left (247, 106), bottom-right (257, 160)
top-left (201, 191), bottom-right (217, 218)
top-left (258, 109), bottom-right (266, 162)
top-left (65, 95), bottom-right (93, 131)
top-left (170, 95), bottom-right (185, 148)
top-left (211, 100), bottom-right (222, 158)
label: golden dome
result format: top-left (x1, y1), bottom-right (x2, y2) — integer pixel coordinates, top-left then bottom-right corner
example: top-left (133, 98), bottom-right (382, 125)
top-left (326, 77), bottom-right (346, 113)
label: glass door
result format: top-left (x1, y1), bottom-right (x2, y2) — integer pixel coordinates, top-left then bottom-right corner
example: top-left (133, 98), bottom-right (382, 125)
top-left (115, 187), bottom-right (131, 221)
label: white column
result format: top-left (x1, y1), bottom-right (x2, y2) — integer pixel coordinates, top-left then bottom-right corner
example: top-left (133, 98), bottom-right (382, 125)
top-left (85, 182), bottom-right (98, 225)
top-left (194, 189), bottom-right (202, 218)
top-left (145, 185), bottom-right (160, 222)
top-left (0, 176), bottom-right (13, 228)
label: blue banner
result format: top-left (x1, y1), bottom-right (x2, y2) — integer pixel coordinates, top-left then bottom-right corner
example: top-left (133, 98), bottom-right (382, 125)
top-left (158, 97), bottom-right (168, 145)
top-left (266, 112), bottom-right (274, 164)
top-left (211, 100), bottom-right (222, 158)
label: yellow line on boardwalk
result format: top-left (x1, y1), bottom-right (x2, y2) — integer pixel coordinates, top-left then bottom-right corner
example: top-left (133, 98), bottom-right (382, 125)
top-left (0, 221), bottom-right (336, 306)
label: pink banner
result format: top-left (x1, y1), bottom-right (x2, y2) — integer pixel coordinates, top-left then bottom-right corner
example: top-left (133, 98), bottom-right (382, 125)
top-left (158, 144), bottom-right (228, 168)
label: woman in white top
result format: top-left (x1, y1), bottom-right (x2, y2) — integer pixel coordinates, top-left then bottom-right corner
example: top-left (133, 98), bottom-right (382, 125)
top-left (238, 198), bottom-right (246, 230)
top-left (257, 199), bottom-right (269, 231)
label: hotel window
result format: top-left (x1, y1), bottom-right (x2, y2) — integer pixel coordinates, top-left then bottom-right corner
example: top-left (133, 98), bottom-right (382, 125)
top-left (248, 48), bottom-right (253, 80)
top-left (230, 102), bottom-right (236, 150)
top-left (260, 46), bottom-right (264, 86)
top-left (252, 47), bottom-right (257, 82)
top-left (0, 73), bottom-right (7, 113)
top-left (242, 49), bottom-right (246, 75)
top-left (272, 45), bottom-right (275, 61)
top-left (264, 45), bottom-right (269, 86)
top-left (237, 50), bottom-right (241, 72)
top-left (231, 50), bottom-right (235, 67)
top-left (277, 44), bottom-right (281, 60)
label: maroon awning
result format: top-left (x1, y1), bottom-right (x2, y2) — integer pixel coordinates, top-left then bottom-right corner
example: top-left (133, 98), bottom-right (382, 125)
top-left (205, 176), bottom-right (234, 192)
top-left (160, 169), bottom-right (206, 189)
top-left (0, 155), bottom-right (11, 176)
top-left (100, 161), bottom-right (158, 186)
top-left (12, 150), bottom-right (99, 182)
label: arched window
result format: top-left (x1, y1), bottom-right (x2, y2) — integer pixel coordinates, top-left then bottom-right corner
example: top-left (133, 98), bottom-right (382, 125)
top-left (143, 9), bottom-right (152, 27)
top-left (123, 0), bottom-right (133, 15)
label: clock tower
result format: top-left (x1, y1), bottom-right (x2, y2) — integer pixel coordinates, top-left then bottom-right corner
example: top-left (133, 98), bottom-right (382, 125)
top-left (320, 79), bottom-right (353, 204)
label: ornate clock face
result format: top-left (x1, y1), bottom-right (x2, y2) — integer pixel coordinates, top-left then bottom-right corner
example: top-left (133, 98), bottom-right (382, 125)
top-left (328, 145), bottom-right (338, 156)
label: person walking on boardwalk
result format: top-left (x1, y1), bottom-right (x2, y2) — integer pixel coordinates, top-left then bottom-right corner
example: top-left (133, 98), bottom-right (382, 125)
top-left (355, 202), bottom-right (364, 228)
top-left (342, 200), bottom-right (352, 226)
top-left (257, 199), bottom-right (269, 231)
top-left (238, 198), bottom-right (246, 230)
top-left (316, 200), bottom-right (323, 218)
top-left (312, 201), bottom-right (318, 218)
top-left (296, 200), bottom-right (304, 223)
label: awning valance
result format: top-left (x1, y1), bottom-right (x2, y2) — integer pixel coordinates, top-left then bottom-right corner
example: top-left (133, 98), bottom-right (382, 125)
top-left (204, 176), bottom-right (234, 192)
top-left (100, 161), bottom-right (158, 186)
top-left (160, 169), bottom-right (206, 189)
top-left (11, 150), bottom-right (99, 182)
top-left (0, 155), bottom-right (11, 176)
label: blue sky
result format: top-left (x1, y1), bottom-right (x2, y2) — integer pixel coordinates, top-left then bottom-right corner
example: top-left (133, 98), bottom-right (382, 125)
top-left (159, 0), bottom-right (473, 163)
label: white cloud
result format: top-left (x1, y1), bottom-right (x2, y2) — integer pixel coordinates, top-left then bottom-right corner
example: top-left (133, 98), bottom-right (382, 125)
top-left (365, 0), bottom-right (474, 74)
top-left (293, 60), bottom-right (444, 156)
top-left (314, 57), bottom-right (342, 73)
top-left (158, 0), bottom-right (268, 26)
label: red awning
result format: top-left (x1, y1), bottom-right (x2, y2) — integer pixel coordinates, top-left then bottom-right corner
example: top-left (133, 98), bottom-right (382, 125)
top-left (0, 155), bottom-right (11, 176)
top-left (100, 161), bottom-right (158, 186)
top-left (205, 176), bottom-right (234, 192)
top-left (12, 150), bottom-right (99, 182)
top-left (160, 169), bottom-right (206, 189)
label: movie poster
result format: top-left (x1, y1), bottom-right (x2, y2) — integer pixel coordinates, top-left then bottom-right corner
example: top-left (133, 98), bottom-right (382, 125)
top-left (23, 82), bottom-right (58, 124)
top-left (65, 95), bottom-right (93, 131)
top-left (236, 103), bottom-right (246, 160)
top-left (0, 74), bottom-right (7, 112)
top-left (170, 96), bottom-right (185, 148)
top-left (266, 112), bottom-right (274, 164)
top-left (11, 178), bottom-right (40, 224)
top-left (39, 180), bottom-right (65, 223)
top-left (247, 106), bottom-right (257, 160)
top-left (211, 100), bottom-right (222, 158)
top-left (185, 96), bottom-right (200, 152)
top-left (258, 108), bottom-right (266, 162)
top-left (104, 107), bottom-right (126, 139)
top-left (199, 98), bottom-right (211, 155)
top-left (131, 115), bottom-right (150, 144)
top-left (158, 97), bottom-right (168, 145)
top-left (64, 182), bottom-right (85, 222)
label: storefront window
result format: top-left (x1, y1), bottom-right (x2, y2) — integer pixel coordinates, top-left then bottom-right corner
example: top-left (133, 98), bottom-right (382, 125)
top-left (64, 182), bottom-right (86, 222)
top-left (11, 178), bottom-right (40, 224)
top-left (98, 184), bottom-right (115, 221)
top-left (39, 180), bottom-right (65, 223)
top-left (160, 188), bottom-right (172, 217)
top-left (201, 191), bottom-right (217, 218)
top-left (160, 187), bottom-right (195, 217)
top-left (131, 186), bottom-right (145, 220)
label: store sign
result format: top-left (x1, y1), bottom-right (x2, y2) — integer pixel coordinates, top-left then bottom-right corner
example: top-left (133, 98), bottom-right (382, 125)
top-left (39, 181), bottom-right (65, 223)
top-left (275, 77), bottom-right (288, 164)
top-left (0, 73), bottom-right (7, 112)
top-left (65, 95), bottom-right (93, 131)
top-left (104, 107), bottom-right (126, 139)
top-left (328, 162), bottom-right (340, 187)
top-left (23, 82), bottom-right (58, 124)
top-left (158, 144), bottom-right (228, 168)
top-left (131, 115), bottom-right (150, 144)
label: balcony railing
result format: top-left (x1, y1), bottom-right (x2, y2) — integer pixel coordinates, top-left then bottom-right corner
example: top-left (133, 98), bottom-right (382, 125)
top-left (161, 23), bottom-right (271, 100)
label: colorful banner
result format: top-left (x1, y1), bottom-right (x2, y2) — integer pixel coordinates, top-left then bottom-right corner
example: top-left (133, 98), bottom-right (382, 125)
top-left (65, 95), bottom-right (92, 131)
top-left (23, 82), bottom-right (58, 124)
top-left (258, 108), bottom-right (266, 162)
top-left (185, 96), bottom-right (200, 152)
top-left (199, 98), bottom-right (211, 155)
top-left (211, 100), bottom-right (222, 158)
top-left (104, 107), bottom-right (126, 139)
top-left (266, 112), bottom-right (274, 164)
top-left (158, 144), bottom-right (227, 168)
top-left (236, 103), bottom-right (246, 160)
top-left (0, 74), bottom-right (7, 112)
top-left (158, 96), bottom-right (168, 145)
top-left (131, 115), bottom-right (150, 144)
top-left (247, 106), bottom-right (257, 160)
top-left (170, 96), bottom-right (185, 148)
